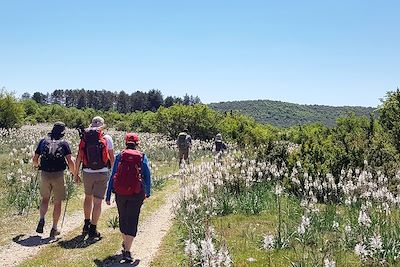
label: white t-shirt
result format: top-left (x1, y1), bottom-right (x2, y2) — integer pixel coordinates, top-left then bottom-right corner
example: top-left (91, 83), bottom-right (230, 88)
top-left (83, 134), bottom-right (114, 173)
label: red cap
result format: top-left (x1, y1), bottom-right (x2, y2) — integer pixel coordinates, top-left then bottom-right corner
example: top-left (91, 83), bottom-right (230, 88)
top-left (125, 133), bottom-right (139, 143)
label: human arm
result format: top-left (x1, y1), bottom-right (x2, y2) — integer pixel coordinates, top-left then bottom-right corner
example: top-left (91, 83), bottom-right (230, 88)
top-left (65, 154), bottom-right (75, 174)
top-left (32, 139), bottom-right (43, 168)
top-left (106, 153), bottom-right (120, 204)
top-left (104, 135), bottom-right (115, 169)
top-left (108, 149), bottom-right (115, 170)
top-left (74, 150), bottom-right (82, 183)
top-left (141, 154), bottom-right (151, 198)
top-left (33, 154), bottom-right (40, 168)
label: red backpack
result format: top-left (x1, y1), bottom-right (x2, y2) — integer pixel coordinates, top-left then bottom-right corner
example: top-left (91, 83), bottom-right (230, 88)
top-left (79, 128), bottom-right (110, 170)
top-left (113, 149), bottom-right (143, 195)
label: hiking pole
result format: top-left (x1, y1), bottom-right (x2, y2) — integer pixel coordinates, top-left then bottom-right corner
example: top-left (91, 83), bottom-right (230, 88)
top-left (60, 172), bottom-right (71, 231)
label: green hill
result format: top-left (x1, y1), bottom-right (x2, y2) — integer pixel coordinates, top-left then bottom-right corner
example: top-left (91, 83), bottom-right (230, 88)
top-left (209, 99), bottom-right (376, 127)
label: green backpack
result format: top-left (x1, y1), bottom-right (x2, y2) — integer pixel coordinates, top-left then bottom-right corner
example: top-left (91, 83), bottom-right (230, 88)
top-left (177, 132), bottom-right (189, 150)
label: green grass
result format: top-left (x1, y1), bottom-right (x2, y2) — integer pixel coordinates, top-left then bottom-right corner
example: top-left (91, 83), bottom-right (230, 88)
top-left (19, 179), bottom-right (178, 267)
top-left (212, 213), bottom-right (360, 267)
top-left (151, 220), bottom-right (187, 267)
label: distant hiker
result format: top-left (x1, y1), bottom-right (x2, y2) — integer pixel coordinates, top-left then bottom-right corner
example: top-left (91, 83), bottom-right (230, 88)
top-left (214, 133), bottom-right (227, 153)
top-left (74, 116), bottom-right (115, 239)
top-left (33, 122), bottom-right (75, 237)
top-left (106, 133), bottom-right (151, 263)
top-left (176, 128), bottom-right (192, 166)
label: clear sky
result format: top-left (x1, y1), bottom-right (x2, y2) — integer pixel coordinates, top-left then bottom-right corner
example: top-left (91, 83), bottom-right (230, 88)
top-left (1, 0), bottom-right (399, 107)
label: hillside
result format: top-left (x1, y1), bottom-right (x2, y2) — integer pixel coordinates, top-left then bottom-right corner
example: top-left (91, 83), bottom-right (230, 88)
top-left (209, 99), bottom-right (376, 127)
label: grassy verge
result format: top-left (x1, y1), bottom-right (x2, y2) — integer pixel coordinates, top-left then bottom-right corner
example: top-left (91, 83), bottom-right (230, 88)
top-left (151, 220), bottom-right (187, 266)
top-left (212, 213), bottom-right (359, 267)
top-left (18, 178), bottom-right (178, 267)
top-left (152, 188), bottom-right (362, 267)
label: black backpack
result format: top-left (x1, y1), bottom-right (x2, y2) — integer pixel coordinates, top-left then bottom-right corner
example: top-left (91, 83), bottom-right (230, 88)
top-left (177, 132), bottom-right (189, 150)
top-left (79, 128), bottom-right (109, 170)
top-left (215, 141), bottom-right (227, 152)
top-left (40, 138), bottom-right (67, 172)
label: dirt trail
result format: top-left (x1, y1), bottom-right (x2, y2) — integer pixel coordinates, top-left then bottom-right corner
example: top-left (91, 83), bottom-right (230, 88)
top-left (96, 194), bottom-right (176, 267)
top-left (0, 203), bottom-right (115, 267)
top-left (0, 186), bottom-right (178, 267)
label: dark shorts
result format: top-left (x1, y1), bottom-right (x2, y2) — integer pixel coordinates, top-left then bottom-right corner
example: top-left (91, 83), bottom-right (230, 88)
top-left (116, 193), bottom-right (145, 237)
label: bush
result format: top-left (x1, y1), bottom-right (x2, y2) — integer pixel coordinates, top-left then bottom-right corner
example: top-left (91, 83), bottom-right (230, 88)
top-left (0, 91), bottom-right (24, 129)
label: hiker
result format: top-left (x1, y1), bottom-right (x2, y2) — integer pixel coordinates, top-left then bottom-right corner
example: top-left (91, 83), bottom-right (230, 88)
top-left (214, 133), bottom-right (227, 153)
top-left (106, 133), bottom-right (151, 263)
top-left (33, 122), bottom-right (75, 237)
top-left (74, 116), bottom-right (115, 238)
top-left (176, 128), bottom-right (192, 166)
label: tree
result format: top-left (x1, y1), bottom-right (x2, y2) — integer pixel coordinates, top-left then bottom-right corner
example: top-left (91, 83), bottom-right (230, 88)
top-left (183, 94), bottom-right (191, 105)
top-left (117, 91), bottom-right (130, 113)
top-left (147, 89), bottom-right (163, 111)
top-left (76, 89), bottom-right (87, 109)
top-left (164, 96), bottom-right (175, 108)
top-left (0, 91), bottom-right (24, 128)
top-left (131, 91), bottom-right (148, 111)
top-left (379, 88), bottom-right (400, 152)
top-left (32, 92), bottom-right (47, 104)
top-left (51, 89), bottom-right (65, 105)
top-left (21, 92), bottom-right (31, 100)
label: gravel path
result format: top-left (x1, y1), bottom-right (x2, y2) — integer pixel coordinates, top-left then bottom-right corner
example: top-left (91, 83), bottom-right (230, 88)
top-left (0, 189), bottom-right (177, 267)
top-left (0, 203), bottom-right (115, 267)
top-left (97, 193), bottom-right (176, 267)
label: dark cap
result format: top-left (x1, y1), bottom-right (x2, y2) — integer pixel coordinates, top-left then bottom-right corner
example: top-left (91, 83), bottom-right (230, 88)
top-left (50, 122), bottom-right (66, 137)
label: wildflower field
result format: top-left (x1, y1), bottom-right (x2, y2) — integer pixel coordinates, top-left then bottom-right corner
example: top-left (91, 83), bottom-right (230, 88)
top-left (2, 91), bottom-right (400, 266)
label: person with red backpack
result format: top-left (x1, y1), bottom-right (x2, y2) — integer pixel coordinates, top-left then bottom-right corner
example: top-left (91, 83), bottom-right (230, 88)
top-left (74, 116), bottom-right (115, 239)
top-left (105, 133), bottom-right (151, 263)
top-left (33, 122), bottom-right (75, 237)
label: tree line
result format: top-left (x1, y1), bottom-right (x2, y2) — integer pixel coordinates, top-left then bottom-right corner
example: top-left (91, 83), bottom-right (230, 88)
top-left (22, 89), bottom-right (201, 113)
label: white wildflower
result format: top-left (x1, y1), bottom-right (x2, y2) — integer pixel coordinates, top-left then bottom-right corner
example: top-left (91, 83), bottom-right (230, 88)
top-left (263, 234), bottom-right (275, 250)
top-left (358, 209), bottom-right (371, 228)
top-left (369, 233), bottom-right (383, 252)
top-left (355, 243), bottom-right (369, 258)
top-left (324, 258), bottom-right (336, 267)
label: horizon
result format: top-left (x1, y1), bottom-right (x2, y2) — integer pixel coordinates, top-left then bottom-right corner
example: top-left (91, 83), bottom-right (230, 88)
top-left (1, 1), bottom-right (398, 108)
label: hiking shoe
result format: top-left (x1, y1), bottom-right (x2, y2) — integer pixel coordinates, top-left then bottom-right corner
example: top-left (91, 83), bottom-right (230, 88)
top-left (88, 224), bottom-right (101, 239)
top-left (82, 220), bottom-right (91, 236)
top-left (36, 220), bottom-right (45, 234)
top-left (122, 250), bottom-right (133, 263)
top-left (49, 228), bottom-right (60, 238)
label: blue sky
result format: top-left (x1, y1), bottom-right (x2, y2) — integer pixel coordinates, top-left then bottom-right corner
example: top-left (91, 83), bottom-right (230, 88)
top-left (0, 0), bottom-right (399, 107)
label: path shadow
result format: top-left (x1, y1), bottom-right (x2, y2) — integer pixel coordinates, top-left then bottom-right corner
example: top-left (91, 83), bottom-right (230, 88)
top-left (58, 234), bottom-right (102, 249)
top-left (94, 254), bottom-right (140, 267)
top-left (12, 234), bottom-right (58, 247)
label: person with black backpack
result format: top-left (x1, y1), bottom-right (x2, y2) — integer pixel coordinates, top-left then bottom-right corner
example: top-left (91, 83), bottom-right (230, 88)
top-left (74, 116), bottom-right (115, 239)
top-left (105, 133), bottom-right (151, 263)
top-left (32, 122), bottom-right (75, 237)
top-left (176, 128), bottom-right (192, 166)
top-left (214, 133), bottom-right (227, 153)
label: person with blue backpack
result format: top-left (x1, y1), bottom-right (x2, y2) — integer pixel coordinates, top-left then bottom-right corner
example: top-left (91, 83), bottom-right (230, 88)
top-left (106, 133), bottom-right (151, 263)
top-left (33, 122), bottom-right (75, 237)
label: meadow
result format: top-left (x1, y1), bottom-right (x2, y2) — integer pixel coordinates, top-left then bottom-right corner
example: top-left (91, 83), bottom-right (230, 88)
top-left (1, 90), bottom-right (400, 266)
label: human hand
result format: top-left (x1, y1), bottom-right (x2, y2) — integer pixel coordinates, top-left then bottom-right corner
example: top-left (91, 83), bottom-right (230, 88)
top-left (74, 173), bottom-right (81, 184)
